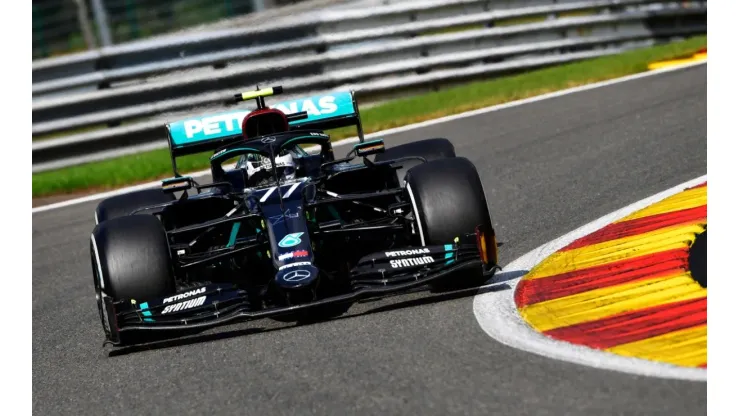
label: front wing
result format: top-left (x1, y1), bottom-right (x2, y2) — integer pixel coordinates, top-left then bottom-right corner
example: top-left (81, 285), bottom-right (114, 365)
top-left (102, 235), bottom-right (498, 346)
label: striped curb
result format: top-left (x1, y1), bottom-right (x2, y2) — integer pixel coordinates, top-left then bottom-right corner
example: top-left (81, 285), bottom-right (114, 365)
top-left (514, 182), bottom-right (707, 368)
top-left (648, 48), bottom-right (707, 70)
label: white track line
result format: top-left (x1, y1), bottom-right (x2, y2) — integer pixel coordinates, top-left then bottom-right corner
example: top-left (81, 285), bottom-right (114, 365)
top-left (32, 60), bottom-right (706, 215)
top-left (473, 175), bottom-right (708, 382)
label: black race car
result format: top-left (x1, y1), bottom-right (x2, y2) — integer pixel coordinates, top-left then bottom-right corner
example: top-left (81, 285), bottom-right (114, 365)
top-left (90, 86), bottom-right (499, 346)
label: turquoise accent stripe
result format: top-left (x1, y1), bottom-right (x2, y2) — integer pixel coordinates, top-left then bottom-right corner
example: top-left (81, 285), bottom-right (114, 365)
top-left (162, 176), bottom-right (191, 183)
top-left (139, 302), bottom-right (154, 323)
top-left (227, 222), bottom-right (242, 247)
top-left (256, 228), bottom-right (264, 259)
top-left (444, 244), bottom-right (453, 251)
top-left (365, 139), bottom-right (384, 145)
top-left (444, 252), bottom-right (454, 266)
top-left (354, 138), bottom-right (384, 148)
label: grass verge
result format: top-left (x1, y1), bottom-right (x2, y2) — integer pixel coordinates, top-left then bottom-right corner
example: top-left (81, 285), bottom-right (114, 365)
top-left (33, 35), bottom-right (706, 199)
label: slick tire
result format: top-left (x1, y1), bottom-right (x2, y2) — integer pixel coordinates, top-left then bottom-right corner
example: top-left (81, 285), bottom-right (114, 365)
top-left (374, 138), bottom-right (456, 186)
top-left (90, 215), bottom-right (176, 344)
top-left (95, 188), bottom-right (175, 224)
top-left (404, 157), bottom-right (494, 290)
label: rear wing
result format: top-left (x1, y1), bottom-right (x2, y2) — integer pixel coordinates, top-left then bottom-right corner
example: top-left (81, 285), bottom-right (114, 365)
top-left (165, 90), bottom-right (364, 165)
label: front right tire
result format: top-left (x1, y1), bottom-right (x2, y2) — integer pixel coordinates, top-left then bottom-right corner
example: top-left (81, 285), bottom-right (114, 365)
top-left (404, 156), bottom-right (494, 290)
top-left (91, 215), bottom-right (176, 343)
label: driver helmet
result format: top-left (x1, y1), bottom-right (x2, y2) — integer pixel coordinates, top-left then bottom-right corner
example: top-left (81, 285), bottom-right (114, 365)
top-left (244, 152), bottom-right (296, 185)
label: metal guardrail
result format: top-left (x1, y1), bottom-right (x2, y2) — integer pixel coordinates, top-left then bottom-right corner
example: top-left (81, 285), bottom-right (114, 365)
top-left (31, 0), bottom-right (677, 95)
top-left (32, 0), bottom-right (490, 86)
top-left (31, 0), bottom-right (707, 173)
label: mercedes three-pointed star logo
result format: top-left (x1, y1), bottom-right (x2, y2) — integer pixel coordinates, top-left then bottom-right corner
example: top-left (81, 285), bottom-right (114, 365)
top-left (283, 269), bottom-right (312, 282)
top-left (261, 137), bottom-right (276, 143)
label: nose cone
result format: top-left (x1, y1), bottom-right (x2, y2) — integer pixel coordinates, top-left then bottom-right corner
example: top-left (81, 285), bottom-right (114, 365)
top-left (275, 263), bottom-right (319, 289)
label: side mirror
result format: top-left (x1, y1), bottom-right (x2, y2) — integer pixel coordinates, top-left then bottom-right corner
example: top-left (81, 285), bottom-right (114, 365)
top-left (161, 176), bottom-right (194, 193)
top-left (351, 139), bottom-right (385, 158)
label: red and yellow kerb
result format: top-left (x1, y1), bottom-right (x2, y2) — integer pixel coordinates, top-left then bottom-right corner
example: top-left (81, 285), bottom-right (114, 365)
top-left (515, 182), bottom-right (707, 368)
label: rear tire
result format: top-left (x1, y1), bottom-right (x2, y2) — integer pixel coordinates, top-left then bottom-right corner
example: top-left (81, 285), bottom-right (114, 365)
top-left (95, 189), bottom-right (174, 224)
top-left (91, 215), bottom-right (175, 344)
top-left (374, 138), bottom-right (455, 186)
top-left (404, 157), bottom-right (494, 290)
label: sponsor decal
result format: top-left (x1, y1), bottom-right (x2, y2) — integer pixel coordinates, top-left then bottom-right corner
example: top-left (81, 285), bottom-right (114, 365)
top-left (385, 248), bottom-right (431, 257)
top-left (212, 148), bottom-right (228, 158)
top-left (278, 250), bottom-right (309, 261)
top-left (279, 261), bottom-right (312, 270)
top-left (269, 208), bottom-right (302, 225)
top-left (181, 112), bottom-right (247, 141)
top-left (163, 287), bottom-right (206, 304)
top-left (167, 91), bottom-right (354, 145)
top-left (278, 232), bottom-right (304, 248)
top-left (273, 96), bottom-right (338, 119)
top-left (162, 296), bottom-right (207, 314)
top-left (358, 144), bottom-right (384, 153)
top-left (177, 96), bottom-right (339, 140)
top-left (283, 269), bottom-right (312, 282)
top-left (390, 256), bottom-right (434, 269)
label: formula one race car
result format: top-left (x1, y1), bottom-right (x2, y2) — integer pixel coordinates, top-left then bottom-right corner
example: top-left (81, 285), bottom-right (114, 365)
top-left (90, 86), bottom-right (499, 346)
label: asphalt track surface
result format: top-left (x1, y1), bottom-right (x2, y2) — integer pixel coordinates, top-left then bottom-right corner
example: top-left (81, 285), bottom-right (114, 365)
top-left (33, 64), bottom-right (707, 415)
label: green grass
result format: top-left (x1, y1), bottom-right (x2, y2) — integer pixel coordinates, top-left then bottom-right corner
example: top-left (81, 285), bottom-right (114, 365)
top-left (32, 35), bottom-right (707, 198)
